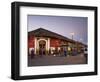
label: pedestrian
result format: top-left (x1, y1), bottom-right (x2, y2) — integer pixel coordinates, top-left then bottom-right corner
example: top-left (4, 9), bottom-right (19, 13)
top-left (49, 49), bottom-right (51, 55)
top-left (84, 48), bottom-right (88, 63)
top-left (74, 48), bottom-right (77, 56)
top-left (43, 48), bottom-right (45, 55)
top-left (64, 48), bottom-right (67, 57)
top-left (39, 48), bottom-right (42, 57)
top-left (58, 49), bottom-right (61, 56)
top-left (31, 49), bottom-right (34, 59)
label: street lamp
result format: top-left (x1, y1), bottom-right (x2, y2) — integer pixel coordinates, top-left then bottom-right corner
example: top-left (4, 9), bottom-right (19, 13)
top-left (70, 32), bottom-right (75, 40)
top-left (80, 38), bottom-right (83, 42)
top-left (79, 38), bottom-right (84, 53)
top-left (70, 32), bottom-right (75, 55)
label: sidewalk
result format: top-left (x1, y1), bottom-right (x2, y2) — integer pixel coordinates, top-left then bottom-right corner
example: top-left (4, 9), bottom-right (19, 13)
top-left (28, 54), bottom-right (87, 67)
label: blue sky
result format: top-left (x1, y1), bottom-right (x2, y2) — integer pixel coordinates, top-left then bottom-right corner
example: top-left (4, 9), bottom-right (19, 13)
top-left (28, 15), bottom-right (88, 44)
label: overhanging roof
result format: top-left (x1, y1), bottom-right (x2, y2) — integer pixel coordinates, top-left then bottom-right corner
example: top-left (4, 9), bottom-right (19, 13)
top-left (28, 28), bottom-right (87, 46)
top-left (28, 28), bottom-right (74, 42)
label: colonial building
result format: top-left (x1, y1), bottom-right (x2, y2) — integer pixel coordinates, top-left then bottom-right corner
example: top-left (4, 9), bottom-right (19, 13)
top-left (28, 28), bottom-right (86, 55)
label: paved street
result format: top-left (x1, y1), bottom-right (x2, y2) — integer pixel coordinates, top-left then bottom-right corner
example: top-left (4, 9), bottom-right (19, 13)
top-left (28, 54), bottom-right (87, 67)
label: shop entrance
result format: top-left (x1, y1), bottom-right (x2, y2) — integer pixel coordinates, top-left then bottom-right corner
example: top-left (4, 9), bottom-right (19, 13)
top-left (39, 40), bottom-right (46, 55)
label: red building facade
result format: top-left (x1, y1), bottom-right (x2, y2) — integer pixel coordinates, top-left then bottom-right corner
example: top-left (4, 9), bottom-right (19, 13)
top-left (28, 28), bottom-right (86, 55)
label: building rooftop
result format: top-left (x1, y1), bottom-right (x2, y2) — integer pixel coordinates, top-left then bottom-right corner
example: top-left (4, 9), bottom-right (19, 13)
top-left (28, 28), bottom-right (86, 46)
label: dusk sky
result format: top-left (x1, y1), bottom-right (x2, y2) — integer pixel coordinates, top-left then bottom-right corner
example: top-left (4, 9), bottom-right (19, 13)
top-left (28, 15), bottom-right (88, 44)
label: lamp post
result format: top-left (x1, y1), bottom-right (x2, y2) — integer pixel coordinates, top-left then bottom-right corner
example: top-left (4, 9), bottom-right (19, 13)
top-left (70, 32), bottom-right (75, 55)
top-left (79, 38), bottom-right (84, 53)
top-left (70, 32), bottom-right (75, 40)
top-left (80, 38), bottom-right (83, 43)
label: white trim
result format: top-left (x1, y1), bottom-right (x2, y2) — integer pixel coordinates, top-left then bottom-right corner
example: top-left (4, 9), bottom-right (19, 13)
top-left (48, 38), bottom-right (50, 50)
top-left (37, 38), bottom-right (47, 50)
top-left (34, 37), bottom-right (50, 54)
top-left (34, 37), bottom-right (37, 54)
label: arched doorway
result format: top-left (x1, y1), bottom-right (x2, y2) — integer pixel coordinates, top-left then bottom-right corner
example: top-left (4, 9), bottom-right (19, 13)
top-left (39, 40), bottom-right (46, 55)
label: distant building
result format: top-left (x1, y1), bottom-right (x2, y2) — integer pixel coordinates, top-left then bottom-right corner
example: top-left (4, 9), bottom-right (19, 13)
top-left (28, 28), bottom-right (87, 55)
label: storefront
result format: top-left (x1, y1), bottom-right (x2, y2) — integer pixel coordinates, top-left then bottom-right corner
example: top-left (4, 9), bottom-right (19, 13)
top-left (28, 28), bottom-right (86, 55)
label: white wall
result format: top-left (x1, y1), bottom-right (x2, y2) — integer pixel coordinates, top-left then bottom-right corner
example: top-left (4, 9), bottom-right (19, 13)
top-left (0, 0), bottom-right (99, 82)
